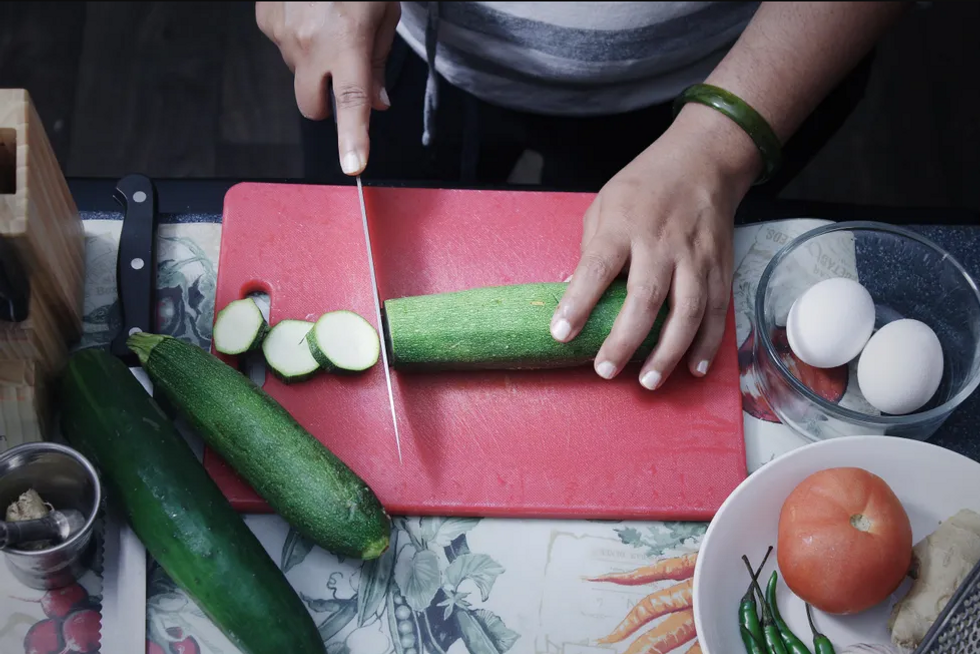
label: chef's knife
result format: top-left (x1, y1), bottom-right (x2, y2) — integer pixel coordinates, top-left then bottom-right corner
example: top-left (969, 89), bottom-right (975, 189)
top-left (356, 176), bottom-right (403, 465)
top-left (111, 174), bottom-right (157, 363)
top-left (99, 173), bottom-right (155, 654)
top-left (328, 86), bottom-right (403, 464)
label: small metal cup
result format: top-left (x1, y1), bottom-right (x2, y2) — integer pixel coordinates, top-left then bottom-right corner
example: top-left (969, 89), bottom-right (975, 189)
top-left (0, 442), bottom-right (102, 589)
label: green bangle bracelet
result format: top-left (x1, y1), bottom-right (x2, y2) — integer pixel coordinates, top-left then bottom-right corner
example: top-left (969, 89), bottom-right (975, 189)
top-left (672, 83), bottom-right (782, 185)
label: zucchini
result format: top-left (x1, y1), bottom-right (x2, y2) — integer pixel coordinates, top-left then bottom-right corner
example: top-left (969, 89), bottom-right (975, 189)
top-left (59, 348), bottom-right (324, 654)
top-left (306, 310), bottom-right (381, 373)
top-left (262, 319), bottom-right (321, 383)
top-left (127, 333), bottom-right (391, 560)
top-left (213, 297), bottom-right (269, 355)
top-left (383, 280), bottom-right (668, 370)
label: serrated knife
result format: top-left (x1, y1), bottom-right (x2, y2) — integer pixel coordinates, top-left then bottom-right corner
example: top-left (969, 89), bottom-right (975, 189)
top-left (356, 176), bottom-right (403, 465)
top-left (99, 174), bottom-right (153, 654)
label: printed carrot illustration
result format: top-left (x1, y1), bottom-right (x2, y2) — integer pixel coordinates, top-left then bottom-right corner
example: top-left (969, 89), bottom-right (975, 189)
top-left (688, 641), bottom-right (703, 653)
top-left (623, 608), bottom-right (696, 654)
top-left (597, 578), bottom-right (693, 644)
top-left (586, 551), bottom-right (697, 586)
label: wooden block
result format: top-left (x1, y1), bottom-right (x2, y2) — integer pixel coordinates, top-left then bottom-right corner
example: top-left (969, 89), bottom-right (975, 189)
top-left (0, 282), bottom-right (70, 378)
top-left (0, 361), bottom-right (45, 450)
top-left (0, 89), bottom-right (84, 448)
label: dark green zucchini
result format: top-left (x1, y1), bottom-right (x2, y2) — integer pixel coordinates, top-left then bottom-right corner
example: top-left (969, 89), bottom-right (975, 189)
top-left (59, 347), bottom-right (324, 654)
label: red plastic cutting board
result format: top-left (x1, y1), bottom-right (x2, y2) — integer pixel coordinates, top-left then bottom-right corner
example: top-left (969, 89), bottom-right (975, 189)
top-left (204, 182), bottom-right (747, 520)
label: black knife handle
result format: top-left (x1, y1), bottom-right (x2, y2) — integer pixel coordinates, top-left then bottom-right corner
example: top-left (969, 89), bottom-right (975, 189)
top-left (0, 237), bottom-right (30, 323)
top-left (110, 174), bottom-right (157, 359)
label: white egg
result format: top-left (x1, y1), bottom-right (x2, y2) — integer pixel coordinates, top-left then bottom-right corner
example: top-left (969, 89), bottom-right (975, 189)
top-left (857, 318), bottom-right (944, 415)
top-left (786, 277), bottom-right (876, 369)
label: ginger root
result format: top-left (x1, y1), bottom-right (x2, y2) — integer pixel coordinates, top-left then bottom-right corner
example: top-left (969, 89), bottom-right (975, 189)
top-left (888, 508), bottom-right (980, 649)
top-left (5, 488), bottom-right (52, 522)
top-left (5, 488), bottom-right (55, 550)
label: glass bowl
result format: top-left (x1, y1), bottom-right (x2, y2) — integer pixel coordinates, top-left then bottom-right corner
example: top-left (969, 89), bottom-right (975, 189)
top-left (753, 221), bottom-right (980, 442)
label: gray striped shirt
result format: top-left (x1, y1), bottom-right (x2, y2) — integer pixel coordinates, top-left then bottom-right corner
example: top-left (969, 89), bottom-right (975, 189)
top-left (396, 1), bottom-right (760, 120)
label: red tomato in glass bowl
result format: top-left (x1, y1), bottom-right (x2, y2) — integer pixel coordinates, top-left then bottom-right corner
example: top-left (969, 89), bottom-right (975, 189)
top-left (777, 466), bottom-right (913, 615)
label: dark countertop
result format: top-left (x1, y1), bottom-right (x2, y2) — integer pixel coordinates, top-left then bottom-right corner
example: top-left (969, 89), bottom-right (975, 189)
top-left (66, 177), bottom-right (980, 463)
top-left (889, 224), bottom-right (980, 462)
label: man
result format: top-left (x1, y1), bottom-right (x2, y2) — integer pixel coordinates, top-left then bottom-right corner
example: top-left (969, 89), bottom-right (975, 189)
top-left (257, 1), bottom-right (906, 390)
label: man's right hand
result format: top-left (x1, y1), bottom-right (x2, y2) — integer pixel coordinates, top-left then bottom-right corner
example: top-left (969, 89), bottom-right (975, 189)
top-left (257, 1), bottom-right (401, 176)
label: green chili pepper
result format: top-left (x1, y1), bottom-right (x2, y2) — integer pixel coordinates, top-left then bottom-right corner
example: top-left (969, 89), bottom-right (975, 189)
top-left (739, 546), bottom-right (773, 653)
top-left (741, 625), bottom-right (767, 654)
top-left (742, 555), bottom-right (789, 654)
top-left (805, 603), bottom-right (836, 654)
top-left (766, 570), bottom-right (813, 654)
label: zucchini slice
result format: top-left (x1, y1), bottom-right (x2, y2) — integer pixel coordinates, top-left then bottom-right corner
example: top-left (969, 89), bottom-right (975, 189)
top-left (262, 319), bottom-right (321, 383)
top-left (306, 310), bottom-right (381, 373)
top-left (213, 298), bottom-right (269, 355)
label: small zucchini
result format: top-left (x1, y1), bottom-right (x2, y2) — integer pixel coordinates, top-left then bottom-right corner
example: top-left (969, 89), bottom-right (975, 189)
top-left (128, 332), bottom-right (391, 560)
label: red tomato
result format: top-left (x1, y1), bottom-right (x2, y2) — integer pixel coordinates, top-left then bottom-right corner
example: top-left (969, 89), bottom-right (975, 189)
top-left (777, 466), bottom-right (913, 614)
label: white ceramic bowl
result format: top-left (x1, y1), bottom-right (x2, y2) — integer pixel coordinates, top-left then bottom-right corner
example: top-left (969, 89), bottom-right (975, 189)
top-left (692, 435), bottom-right (980, 653)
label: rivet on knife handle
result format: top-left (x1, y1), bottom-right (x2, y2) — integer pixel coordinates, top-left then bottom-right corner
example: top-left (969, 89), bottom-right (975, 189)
top-left (357, 176), bottom-right (403, 465)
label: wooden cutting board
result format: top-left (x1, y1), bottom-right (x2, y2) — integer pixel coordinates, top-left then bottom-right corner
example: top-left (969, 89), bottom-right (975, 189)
top-left (204, 182), bottom-right (747, 520)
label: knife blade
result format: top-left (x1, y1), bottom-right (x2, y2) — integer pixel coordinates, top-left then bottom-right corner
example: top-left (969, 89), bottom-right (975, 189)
top-left (99, 173), bottom-right (154, 654)
top-left (356, 176), bottom-right (403, 465)
top-left (325, 85), bottom-right (403, 464)
top-left (99, 501), bottom-right (147, 654)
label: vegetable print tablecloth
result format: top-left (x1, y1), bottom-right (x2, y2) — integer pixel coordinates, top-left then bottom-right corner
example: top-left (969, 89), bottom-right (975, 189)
top-left (2, 213), bottom-right (855, 654)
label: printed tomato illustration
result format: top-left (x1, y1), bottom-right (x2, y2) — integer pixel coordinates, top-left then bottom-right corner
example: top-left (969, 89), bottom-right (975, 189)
top-left (771, 327), bottom-right (848, 403)
top-left (738, 326), bottom-right (847, 423)
top-left (169, 636), bottom-right (202, 654)
top-left (738, 327), bottom-right (780, 422)
top-left (40, 584), bottom-right (90, 620)
top-left (61, 609), bottom-right (101, 653)
top-left (23, 619), bottom-right (63, 654)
